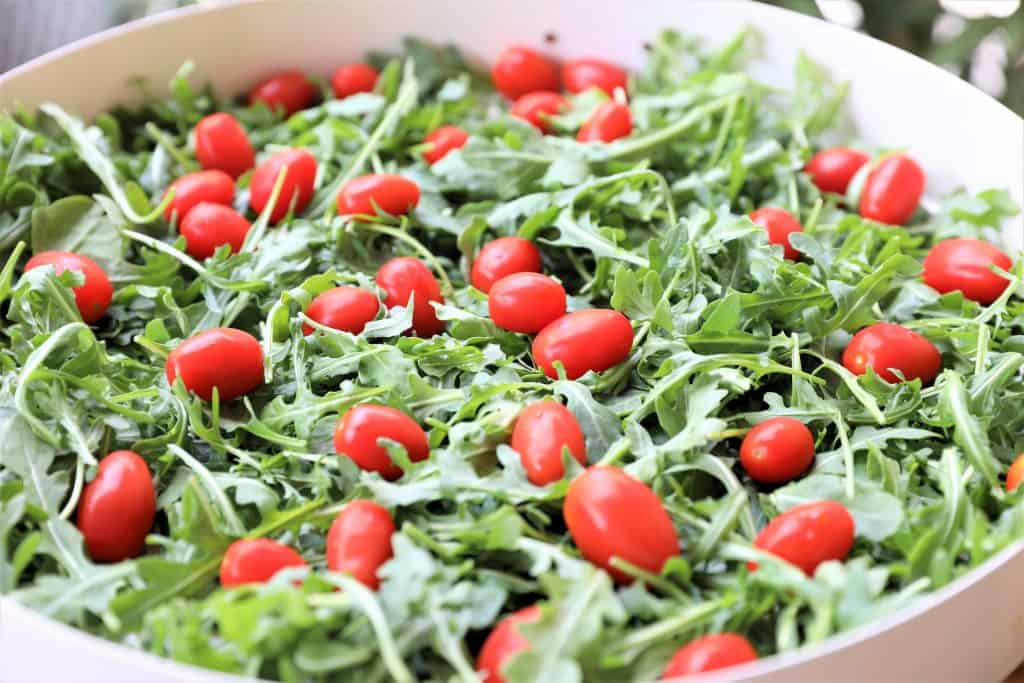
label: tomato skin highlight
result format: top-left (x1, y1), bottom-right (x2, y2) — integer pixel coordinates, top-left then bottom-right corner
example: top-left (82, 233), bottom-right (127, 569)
top-left (76, 450), bottom-right (155, 563)
top-left (476, 605), bottom-right (541, 683)
top-left (249, 148), bottom-right (318, 224)
top-left (331, 63), bottom-right (378, 99)
top-left (489, 273), bottom-right (566, 334)
top-left (163, 170), bottom-right (235, 223)
top-left (165, 328), bottom-right (264, 401)
top-left (375, 256), bottom-right (445, 337)
top-left (923, 238), bottom-right (1013, 305)
top-left (564, 465), bottom-right (679, 583)
top-left (562, 58), bottom-right (628, 96)
top-left (326, 500), bottom-right (395, 590)
top-left (333, 404), bottom-right (429, 480)
top-left (337, 174), bottom-right (420, 216)
top-left (194, 113), bottom-right (256, 179)
top-left (423, 125), bottom-right (469, 165)
top-left (842, 322), bottom-right (941, 385)
top-left (740, 417), bottom-right (815, 484)
top-left (804, 147), bottom-right (869, 194)
top-left (532, 309), bottom-right (633, 380)
top-left (662, 633), bottom-right (758, 677)
top-left (749, 207), bottom-right (803, 260)
top-left (510, 91), bottom-right (569, 132)
top-left (303, 286), bottom-right (380, 335)
top-left (219, 538), bottom-right (307, 587)
top-left (491, 45), bottom-right (559, 99)
top-left (753, 500), bottom-right (855, 576)
top-left (1007, 454), bottom-right (1024, 492)
top-left (577, 101), bottom-right (632, 143)
top-left (179, 202), bottom-right (252, 260)
top-left (510, 401), bottom-right (586, 485)
top-left (471, 237), bottom-right (543, 293)
top-left (24, 251), bottom-right (113, 324)
top-left (858, 154), bottom-right (925, 225)
top-left (249, 71), bottom-right (317, 115)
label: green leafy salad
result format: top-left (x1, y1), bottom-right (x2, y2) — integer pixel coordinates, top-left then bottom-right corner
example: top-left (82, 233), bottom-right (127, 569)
top-left (1, 26), bottom-right (1022, 683)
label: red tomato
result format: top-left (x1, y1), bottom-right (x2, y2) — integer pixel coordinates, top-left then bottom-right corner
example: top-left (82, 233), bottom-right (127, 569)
top-left (471, 237), bottom-right (543, 293)
top-left (194, 113), bottom-right (255, 179)
top-left (326, 500), bottom-right (395, 590)
top-left (662, 633), bottom-right (758, 678)
top-left (489, 273), bottom-right (566, 334)
top-left (331, 63), bottom-right (379, 99)
top-left (532, 309), bottom-right (633, 380)
top-left (923, 238), bottom-right (1013, 305)
top-left (24, 251), bottom-right (113, 324)
top-left (477, 605), bottom-right (541, 683)
top-left (564, 465), bottom-right (679, 583)
top-left (749, 207), bottom-right (803, 261)
top-left (858, 154), bottom-right (925, 225)
top-left (249, 148), bottom-right (318, 224)
top-left (510, 401), bottom-right (586, 485)
top-left (491, 45), bottom-right (559, 100)
top-left (510, 92), bottom-right (569, 133)
top-left (76, 450), bottom-right (155, 562)
top-left (740, 417), bottom-right (815, 484)
top-left (375, 257), bottom-right (445, 337)
top-left (423, 125), bottom-right (469, 165)
top-left (577, 102), bottom-right (632, 143)
top-left (179, 202), bottom-right (252, 260)
top-left (163, 170), bottom-right (235, 223)
top-left (842, 322), bottom-right (941, 384)
top-left (333, 404), bottom-right (430, 480)
top-left (219, 538), bottom-right (307, 587)
top-left (804, 147), bottom-right (869, 195)
top-left (337, 174), bottom-right (420, 217)
top-left (562, 58), bottom-right (628, 96)
top-left (248, 71), bottom-right (317, 115)
top-left (1007, 454), bottom-right (1024, 492)
top-left (165, 328), bottom-right (264, 401)
top-left (753, 500), bottom-right (855, 576)
top-left (303, 286), bottom-right (380, 335)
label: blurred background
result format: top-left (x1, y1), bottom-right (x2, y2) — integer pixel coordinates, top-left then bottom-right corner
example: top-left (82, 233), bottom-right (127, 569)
top-left (0, 0), bottom-right (1022, 114)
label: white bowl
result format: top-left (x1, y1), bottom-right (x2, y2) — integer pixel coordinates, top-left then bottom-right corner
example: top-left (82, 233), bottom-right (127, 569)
top-left (1, 1), bottom-right (1022, 681)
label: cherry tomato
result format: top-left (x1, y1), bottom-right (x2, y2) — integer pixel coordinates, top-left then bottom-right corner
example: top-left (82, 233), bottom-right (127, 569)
top-left (471, 237), bottom-right (543, 293)
top-left (194, 112), bottom-right (255, 179)
top-left (219, 538), bottom-right (307, 587)
top-left (562, 58), bottom-right (628, 96)
top-left (804, 147), bottom-right (869, 195)
top-left (662, 633), bottom-right (758, 678)
top-left (842, 322), bottom-right (941, 384)
top-left (331, 63), bottom-right (379, 99)
top-left (740, 417), bottom-right (815, 484)
top-left (532, 309), bottom-right (633, 380)
top-left (165, 328), bottom-right (264, 401)
top-left (510, 92), bottom-right (569, 133)
top-left (858, 154), bottom-right (925, 225)
top-left (249, 148), bottom-right (318, 224)
top-left (163, 170), bottom-right (235, 223)
top-left (489, 273), bottom-right (566, 334)
top-left (24, 251), bottom-right (113, 324)
top-left (753, 500), bottom-right (855, 576)
top-left (491, 45), bottom-right (559, 100)
top-left (749, 207), bottom-right (803, 261)
top-left (326, 500), bottom-right (395, 590)
top-left (510, 401), bottom-right (586, 485)
top-left (337, 174), bottom-right (420, 216)
top-left (564, 465), bottom-right (679, 582)
top-left (76, 450), bottom-right (155, 562)
top-left (249, 71), bottom-right (317, 115)
top-left (923, 238), bottom-right (1013, 305)
top-left (423, 125), bottom-right (469, 165)
top-left (333, 404), bottom-right (430, 480)
top-left (477, 605), bottom-right (541, 683)
top-left (375, 257), bottom-right (445, 337)
top-left (303, 286), bottom-right (380, 335)
top-left (577, 101), bottom-right (632, 143)
top-left (1007, 454), bottom-right (1024, 492)
top-left (179, 202), bottom-right (252, 260)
